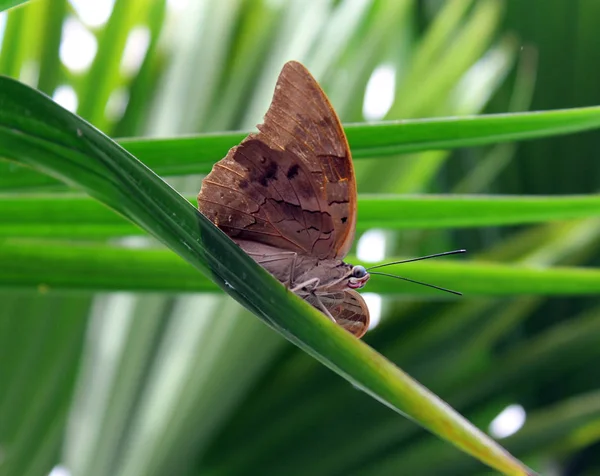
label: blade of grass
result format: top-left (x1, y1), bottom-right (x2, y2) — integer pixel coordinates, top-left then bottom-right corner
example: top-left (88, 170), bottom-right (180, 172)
top-left (76, 0), bottom-right (146, 131)
top-left (35, 0), bottom-right (67, 95)
top-left (2, 193), bottom-right (600, 239)
top-left (0, 0), bottom-right (29, 11)
top-left (112, 0), bottom-right (166, 137)
top-left (0, 3), bottom-right (28, 77)
top-left (0, 293), bottom-right (89, 476)
top-left (205, 0), bottom-right (284, 132)
top-left (2, 240), bottom-right (600, 296)
top-left (365, 389), bottom-right (600, 475)
top-left (325, 0), bottom-right (413, 121)
top-left (389, 0), bottom-right (503, 118)
top-left (3, 105), bottom-right (600, 190)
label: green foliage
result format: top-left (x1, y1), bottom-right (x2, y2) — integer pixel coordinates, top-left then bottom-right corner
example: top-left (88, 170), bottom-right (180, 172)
top-left (1, 1), bottom-right (600, 475)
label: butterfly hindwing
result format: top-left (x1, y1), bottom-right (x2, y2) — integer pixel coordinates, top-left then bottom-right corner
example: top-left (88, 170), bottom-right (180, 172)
top-left (198, 61), bottom-right (357, 260)
top-left (308, 289), bottom-right (370, 338)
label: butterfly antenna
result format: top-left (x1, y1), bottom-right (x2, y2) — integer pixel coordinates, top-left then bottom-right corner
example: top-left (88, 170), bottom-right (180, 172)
top-left (369, 272), bottom-right (462, 296)
top-left (366, 249), bottom-right (466, 271)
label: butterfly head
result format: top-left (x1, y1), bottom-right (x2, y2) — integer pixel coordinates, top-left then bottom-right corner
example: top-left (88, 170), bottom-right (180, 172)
top-left (348, 265), bottom-right (370, 289)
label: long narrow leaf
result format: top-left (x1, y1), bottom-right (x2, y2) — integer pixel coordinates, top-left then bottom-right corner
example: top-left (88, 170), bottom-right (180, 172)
top-left (2, 241), bottom-right (600, 297)
top-left (0, 0), bottom-right (29, 11)
top-left (2, 193), bottom-right (600, 239)
top-left (2, 105), bottom-right (600, 190)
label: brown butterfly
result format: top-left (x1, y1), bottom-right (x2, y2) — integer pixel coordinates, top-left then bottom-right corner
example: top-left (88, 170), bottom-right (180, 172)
top-left (198, 60), bottom-right (371, 337)
top-left (198, 61), bottom-right (464, 338)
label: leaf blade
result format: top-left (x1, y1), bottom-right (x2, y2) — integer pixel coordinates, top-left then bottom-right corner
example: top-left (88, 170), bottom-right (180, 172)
top-left (3, 105), bottom-right (600, 190)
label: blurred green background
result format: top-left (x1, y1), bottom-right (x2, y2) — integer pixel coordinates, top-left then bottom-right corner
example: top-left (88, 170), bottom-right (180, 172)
top-left (1, 0), bottom-right (600, 475)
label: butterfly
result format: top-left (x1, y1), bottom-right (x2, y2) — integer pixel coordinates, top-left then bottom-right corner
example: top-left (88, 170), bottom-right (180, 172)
top-left (198, 60), bottom-right (372, 338)
top-left (198, 62), bottom-right (465, 337)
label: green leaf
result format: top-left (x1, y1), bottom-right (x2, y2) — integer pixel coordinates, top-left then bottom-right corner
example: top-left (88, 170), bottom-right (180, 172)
top-left (0, 0), bottom-right (29, 13)
top-left (3, 193), bottom-right (600, 239)
top-left (358, 194), bottom-right (600, 229)
top-left (3, 105), bottom-right (600, 190)
top-left (364, 390), bottom-right (600, 475)
top-left (2, 240), bottom-right (600, 297)
top-left (0, 3), bottom-right (28, 77)
top-left (0, 75), bottom-right (533, 475)
top-left (0, 291), bottom-right (89, 476)
top-left (36, 0), bottom-right (68, 96)
top-left (76, 0), bottom-right (148, 131)
top-left (388, 0), bottom-right (502, 118)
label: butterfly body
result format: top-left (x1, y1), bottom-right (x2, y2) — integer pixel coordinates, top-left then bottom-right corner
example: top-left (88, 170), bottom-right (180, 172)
top-left (233, 239), bottom-right (369, 292)
top-left (198, 61), bottom-right (370, 338)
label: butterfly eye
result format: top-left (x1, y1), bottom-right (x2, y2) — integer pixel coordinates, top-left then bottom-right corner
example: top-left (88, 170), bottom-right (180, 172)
top-left (352, 265), bottom-right (368, 279)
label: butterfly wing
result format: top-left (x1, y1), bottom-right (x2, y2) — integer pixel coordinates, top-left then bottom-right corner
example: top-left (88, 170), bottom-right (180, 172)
top-left (308, 290), bottom-right (370, 338)
top-left (198, 60), bottom-right (357, 260)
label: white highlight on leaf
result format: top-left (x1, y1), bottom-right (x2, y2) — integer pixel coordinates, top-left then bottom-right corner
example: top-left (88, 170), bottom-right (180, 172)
top-left (59, 17), bottom-right (98, 72)
top-left (451, 45), bottom-right (513, 114)
top-left (53, 85), bottom-right (79, 112)
top-left (120, 27), bottom-right (150, 76)
top-left (105, 87), bottom-right (129, 121)
top-left (119, 236), bottom-right (151, 249)
top-left (167, 0), bottom-right (190, 12)
top-left (363, 64), bottom-right (396, 121)
top-left (362, 293), bottom-right (382, 330)
top-left (357, 229), bottom-right (386, 263)
top-left (69, 0), bottom-right (115, 28)
top-left (489, 404), bottom-right (526, 439)
top-left (48, 465), bottom-right (71, 476)
top-left (19, 61), bottom-right (39, 86)
top-left (0, 13), bottom-right (7, 51)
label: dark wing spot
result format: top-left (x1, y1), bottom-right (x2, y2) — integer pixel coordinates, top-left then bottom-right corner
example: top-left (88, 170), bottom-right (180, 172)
top-left (287, 164), bottom-right (300, 179)
top-left (239, 179), bottom-right (249, 189)
top-left (258, 160), bottom-right (278, 186)
top-left (341, 216), bottom-right (347, 223)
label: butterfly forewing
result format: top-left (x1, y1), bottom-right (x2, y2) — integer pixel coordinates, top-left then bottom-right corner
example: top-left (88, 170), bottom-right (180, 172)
top-left (198, 61), bottom-right (357, 260)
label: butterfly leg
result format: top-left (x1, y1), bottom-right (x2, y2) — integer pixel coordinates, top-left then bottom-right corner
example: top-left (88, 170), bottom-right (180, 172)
top-left (286, 252), bottom-right (298, 289)
top-left (246, 250), bottom-right (298, 289)
top-left (290, 277), bottom-right (320, 294)
top-left (290, 278), bottom-right (336, 323)
top-left (309, 293), bottom-right (337, 323)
